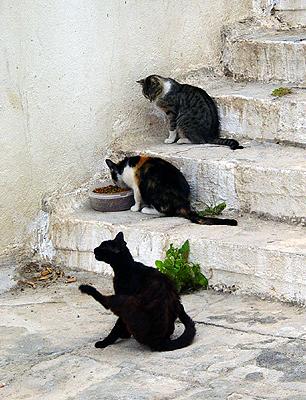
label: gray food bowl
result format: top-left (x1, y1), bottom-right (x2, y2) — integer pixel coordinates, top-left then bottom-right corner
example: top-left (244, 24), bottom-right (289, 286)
top-left (89, 185), bottom-right (134, 212)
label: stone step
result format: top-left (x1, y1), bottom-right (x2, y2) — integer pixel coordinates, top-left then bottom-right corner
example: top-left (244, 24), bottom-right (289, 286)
top-left (51, 207), bottom-right (306, 303)
top-left (180, 72), bottom-right (306, 146)
top-left (112, 140), bottom-right (306, 224)
top-left (253, 0), bottom-right (306, 27)
top-left (222, 26), bottom-right (306, 86)
top-left (275, 0), bottom-right (306, 27)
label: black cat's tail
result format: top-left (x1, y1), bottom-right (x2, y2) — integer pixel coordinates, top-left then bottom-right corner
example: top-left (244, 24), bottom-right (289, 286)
top-left (179, 208), bottom-right (237, 226)
top-left (211, 138), bottom-right (243, 150)
top-left (152, 305), bottom-right (196, 352)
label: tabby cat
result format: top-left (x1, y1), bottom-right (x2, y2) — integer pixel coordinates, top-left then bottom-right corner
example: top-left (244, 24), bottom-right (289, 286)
top-left (137, 74), bottom-right (243, 150)
top-left (79, 231), bottom-right (196, 351)
top-left (106, 156), bottom-right (237, 226)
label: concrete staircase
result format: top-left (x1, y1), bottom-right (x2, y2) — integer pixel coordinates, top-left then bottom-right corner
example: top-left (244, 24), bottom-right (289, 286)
top-left (49, 7), bottom-right (306, 303)
top-left (223, 25), bottom-right (305, 85)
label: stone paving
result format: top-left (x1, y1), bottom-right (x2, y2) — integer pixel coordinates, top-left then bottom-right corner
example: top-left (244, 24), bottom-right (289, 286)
top-left (1, 268), bottom-right (305, 400)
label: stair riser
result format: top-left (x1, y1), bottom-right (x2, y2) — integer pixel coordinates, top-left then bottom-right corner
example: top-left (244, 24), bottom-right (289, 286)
top-left (52, 220), bottom-right (306, 303)
top-left (276, 10), bottom-right (306, 27)
top-left (275, 0), bottom-right (306, 9)
top-left (223, 38), bottom-right (306, 85)
top-left (275, 0), bottom-right (306, 27)
top-left (119, 148), bottom-right (306, 224)
top-left (217, 95), bottom-right (306, 146)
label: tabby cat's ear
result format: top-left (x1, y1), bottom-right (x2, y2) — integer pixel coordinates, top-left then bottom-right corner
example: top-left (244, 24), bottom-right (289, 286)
top-left (115, 231), bottom-right (126, 244)
top-left (105, 159), bottom-right (117, 170)
top-left (136, 79), bottom-right (145, 86)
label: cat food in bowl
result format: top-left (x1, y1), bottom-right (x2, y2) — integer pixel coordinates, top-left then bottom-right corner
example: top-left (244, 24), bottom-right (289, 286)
top-left (89, 184), bottom-right (134, 212)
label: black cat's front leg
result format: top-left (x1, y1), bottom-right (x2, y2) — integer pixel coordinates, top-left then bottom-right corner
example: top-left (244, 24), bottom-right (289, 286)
top-left (95, 317), bottom-right (131, 349)
top-left (79, 284), bottom-right (112, 309)
top-left (165, 111), bottom-right (178, 144)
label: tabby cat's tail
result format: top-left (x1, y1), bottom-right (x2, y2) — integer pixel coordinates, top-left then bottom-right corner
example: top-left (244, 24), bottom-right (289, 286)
top-left (179, 208), bottom-right (237, 226)
top-left (212, 138), bottom-right (243, 150)
top-left (152, 305), bottom-right (196, 352)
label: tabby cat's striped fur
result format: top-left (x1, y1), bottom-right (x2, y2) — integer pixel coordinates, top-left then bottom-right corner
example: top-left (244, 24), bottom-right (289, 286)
top-left (137, 75), bottom-right (243, 150)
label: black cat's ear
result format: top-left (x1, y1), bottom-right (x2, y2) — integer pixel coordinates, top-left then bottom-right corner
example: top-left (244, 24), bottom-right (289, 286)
top-left (136, 79), bottom-right (145, 86)
top-left (106, 159), bottom-right (116, 170)
top-left (115, 231), bottom-right (125, 243)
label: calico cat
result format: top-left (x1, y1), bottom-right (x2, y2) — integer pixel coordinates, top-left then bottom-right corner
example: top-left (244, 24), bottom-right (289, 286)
top-left (106, 156), bottom-right (237, 226)
top-left (79, 231), bottom-right (196, 351)
top-left (137, 74), bottom-right (243, 150)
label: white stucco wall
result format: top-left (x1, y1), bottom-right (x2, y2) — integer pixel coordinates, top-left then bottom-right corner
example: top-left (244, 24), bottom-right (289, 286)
top-left (0, 0), bottom-right (251, 257)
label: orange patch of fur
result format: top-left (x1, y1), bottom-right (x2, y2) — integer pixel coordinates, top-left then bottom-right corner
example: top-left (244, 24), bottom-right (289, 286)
top-left (135, 156), bottom-right (150, 185)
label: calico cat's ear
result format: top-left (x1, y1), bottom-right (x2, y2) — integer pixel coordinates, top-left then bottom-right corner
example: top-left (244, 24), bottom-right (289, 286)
top-left (105, 159), bottom-right (117, 170)
top-left (136, 79), bottom-right (145, 86)
top-left (114, 231), bottom-right (126, 244)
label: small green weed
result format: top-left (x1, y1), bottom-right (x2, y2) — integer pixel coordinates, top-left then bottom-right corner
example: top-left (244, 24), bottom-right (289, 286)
top-left (155, 240), bottom-right (208, 293)
top-left (271, 87), bottom-right (292, 97)
top-left (197, 201), bottom-right (227, 217)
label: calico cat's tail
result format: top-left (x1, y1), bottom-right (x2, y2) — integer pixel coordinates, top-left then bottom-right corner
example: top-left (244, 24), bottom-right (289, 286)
top-left (212, 138), bottom-right (243, 150)
top-left (179, 208), bottom-right (237, 226)
top-left (152, 305), bottom-right (196, 352)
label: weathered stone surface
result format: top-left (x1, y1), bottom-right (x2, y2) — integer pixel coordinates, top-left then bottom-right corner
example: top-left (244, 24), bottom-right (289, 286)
top-left (253, 0), bottom-right (306, 27)
top-left (0, 265), bottom-right (16, 295)
top-left (223, 26), bottom-right (306, 85)
top-left (276, 9), bottom-right (306, 27)
top-left (51, 208), bottom-right (306, 303)
top-left (115, 140), bottom-right (306, 223)
top-left (181, 72), bottom-right (306, 146)
top-left (1, 272), bottom-right (305, 400)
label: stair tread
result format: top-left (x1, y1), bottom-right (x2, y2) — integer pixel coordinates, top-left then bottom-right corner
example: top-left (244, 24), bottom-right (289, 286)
top-left (118, 140), bottom-right (306, 172)
top-left (59, 205), bottom-right (306, 256)
top-left (275, 0), bottom-right (306, 11)
top-left (109, 140), bottom-right (306, 223)
top-left (137, 71), bottom-right (305, 146)
top-left (222, 23), bottom-right (306, 85)
top-left (237, 29), bottom-right (306, 44)
top-left (182, 72), bottom-right (306, 102)
top-left (183, 72), bottom-right (306, 146)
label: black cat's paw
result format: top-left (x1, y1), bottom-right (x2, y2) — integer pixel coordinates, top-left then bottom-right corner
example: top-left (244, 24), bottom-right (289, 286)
top-left (79, 284), bottom-right (94, 295)
top-left (95, 340), bottom-right (110, 349)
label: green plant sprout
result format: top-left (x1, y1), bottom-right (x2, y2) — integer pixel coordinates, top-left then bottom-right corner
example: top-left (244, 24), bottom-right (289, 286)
top-left (155, 240), bottom-right (208, 293)
top-left (271, 87), bottom-right (292, 97)
top-left (197, 201), bottom-right (227, 217)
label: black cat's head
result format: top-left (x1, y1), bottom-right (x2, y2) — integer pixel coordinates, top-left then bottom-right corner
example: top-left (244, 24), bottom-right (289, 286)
top-left (137, 75), bottom-right (164, 102)
top-left (105, 158), bottom-right (128, 188)
top-left (94, 232), bottom-right (127, 264)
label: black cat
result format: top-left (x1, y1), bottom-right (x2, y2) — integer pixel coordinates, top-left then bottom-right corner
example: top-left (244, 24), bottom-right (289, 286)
top-left (137, 74), bottom-right (243, 150)
top-left (79, 232), bottom-right (196, 351)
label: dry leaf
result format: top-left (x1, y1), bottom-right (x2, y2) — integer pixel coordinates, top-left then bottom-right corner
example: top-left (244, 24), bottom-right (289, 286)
top-left (66, 276), bottom-right (77, 284)
top-left (0, 383), bottom-right (5, 388)
top-left (24, 280), bottom-right (36, 288)
top-left (38, 275), bottom-right (51, 281)
top-left (40, 270), bottom-right (51, 277)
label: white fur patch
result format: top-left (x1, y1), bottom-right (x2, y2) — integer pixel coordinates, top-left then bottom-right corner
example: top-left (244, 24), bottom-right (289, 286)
top-left (141, 207), bottom-right (162, 216)
top-left (121, 165), bottom-right (136, 189)
top-left (162, 80), bottom-right (172, 96)
top-left (164, 130), bottom-right (177, 144)
top-left (121, 164), bottom-right (143, 209)
top-left (177, 138), bottom-right (191, 144)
